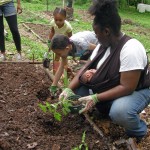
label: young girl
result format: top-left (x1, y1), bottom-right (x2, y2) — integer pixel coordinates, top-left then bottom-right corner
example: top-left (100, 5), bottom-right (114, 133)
top-left (49, 31), bottom-right (98, 95)
top-left (48, 7), bottom-right (73, 73)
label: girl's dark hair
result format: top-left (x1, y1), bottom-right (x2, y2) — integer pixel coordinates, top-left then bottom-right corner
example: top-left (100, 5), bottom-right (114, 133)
top-left (53, 7), bottom-right (66, 17)
top-left (89, 0), bottom-right (121, 35)
top-left (51, 34), bottom-right (70, 50)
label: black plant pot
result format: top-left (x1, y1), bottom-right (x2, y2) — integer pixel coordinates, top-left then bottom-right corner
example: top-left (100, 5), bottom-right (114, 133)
top-left (67, 95), bottom-right (84, 114)
top-left (43, 58), bottom-right (50, 68)
top-left (69, 104), bottom-right (84, 114)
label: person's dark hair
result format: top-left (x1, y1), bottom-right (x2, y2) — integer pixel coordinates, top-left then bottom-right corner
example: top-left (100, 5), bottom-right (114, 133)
top-left (89, 0), bottom-right (121, 35)
top-left (51, 34), bottom-right (70, 50)
top-left (53, 7), bottom-right (66, 17)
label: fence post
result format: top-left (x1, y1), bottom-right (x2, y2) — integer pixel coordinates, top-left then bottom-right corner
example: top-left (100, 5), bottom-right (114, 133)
top-left (46, 0), bottom-right (48, 11)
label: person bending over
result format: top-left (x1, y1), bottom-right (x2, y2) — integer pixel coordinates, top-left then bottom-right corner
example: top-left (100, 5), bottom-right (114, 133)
top-left (49, 31), bottom-right (98, 95)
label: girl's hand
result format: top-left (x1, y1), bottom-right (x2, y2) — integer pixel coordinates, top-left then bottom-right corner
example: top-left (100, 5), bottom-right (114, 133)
top-left (49, 86), bottom-right (58, 96)
top-left (59, 88), bottom-right (75, 101)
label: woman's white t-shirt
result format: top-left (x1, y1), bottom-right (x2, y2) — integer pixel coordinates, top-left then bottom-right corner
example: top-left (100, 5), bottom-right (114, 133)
top-left (90, 39), bottom-right (147, 71)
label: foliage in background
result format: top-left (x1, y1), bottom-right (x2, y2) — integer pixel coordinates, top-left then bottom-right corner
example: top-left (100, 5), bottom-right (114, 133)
top-left (7, 0), bottom-right (149, 60)
top-left (118, 0), bottom-right (128, 8)
top-left (75, 0), bottom-right (89, 5)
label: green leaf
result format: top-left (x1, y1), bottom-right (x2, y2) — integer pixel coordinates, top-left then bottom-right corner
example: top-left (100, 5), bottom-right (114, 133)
top-left (71, 147), bottom-right (79, 150)
top-left (45, 102), bottom-right (55, 113)
top-left (82, 131), bottom-right (86, 143)
top-left (79, 144), bottom-right (83, 149)
top-left (62, 107), bottom-right (71, 115)
top-left (62, 107), bottom-right (67, 115)
top-left (63, 69), bottom-right (69, 88)
top-left (51, 103), bottom-right (58, 109)
top-left (45, 102), bottom-right (51, 109)
top-left (85, 144), bottom-right (89, 150)
top-left (54, 112), bottom-right (62, 121)
top-left (63, 100), bottom-right (72, 108)
top-left (38, 103), bottom-right (47, 113)
top-left (62, 101), bottom-right (72, 114)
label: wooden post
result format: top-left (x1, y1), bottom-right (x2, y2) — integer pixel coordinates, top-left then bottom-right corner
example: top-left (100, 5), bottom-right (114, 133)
top-left (46, 0), bottom-right (48, 11)
top-left (84, 113), bottom-right (104, 138)
top-left (63, 0), bottom-right (65, 8)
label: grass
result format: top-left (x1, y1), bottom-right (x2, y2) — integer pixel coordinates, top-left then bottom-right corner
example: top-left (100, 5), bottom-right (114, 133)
top-left (119, 7), bottom-right (150, 28)
top-left (119, 7), bottom-right (150, 54)
top-left (4, 2), bottom-right (150, 60)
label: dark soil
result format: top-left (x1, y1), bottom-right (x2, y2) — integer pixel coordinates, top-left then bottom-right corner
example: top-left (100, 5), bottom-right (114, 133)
top-left (0, 63), bottom-right (150, 150)
top-left (1, 9), bottom-right (150, 150)
top-left (24, 23), bottom-right (50, 42)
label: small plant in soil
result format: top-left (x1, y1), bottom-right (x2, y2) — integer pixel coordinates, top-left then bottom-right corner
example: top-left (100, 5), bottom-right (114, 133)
top-left (39, 95), bottom-right (83, 121)
top-left (72, 131), bottom-right (88, 150)
top-left (39, 99), bottom-right (72, 121)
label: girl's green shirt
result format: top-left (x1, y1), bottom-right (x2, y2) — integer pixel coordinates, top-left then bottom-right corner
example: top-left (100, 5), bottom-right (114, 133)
top-left (0, 0), bottom-right (12, 6)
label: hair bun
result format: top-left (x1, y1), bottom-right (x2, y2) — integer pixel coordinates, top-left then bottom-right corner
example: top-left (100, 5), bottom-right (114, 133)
top-left (89, 0), bottom-right (118, 17)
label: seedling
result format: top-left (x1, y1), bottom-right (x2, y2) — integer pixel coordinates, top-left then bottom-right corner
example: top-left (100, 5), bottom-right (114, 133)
top-left (39, 98), bottom-right (72, 121)
top-left (72, 131), bottom-right (89, 150)
top-left (39, 95), bottom-right (83, 121)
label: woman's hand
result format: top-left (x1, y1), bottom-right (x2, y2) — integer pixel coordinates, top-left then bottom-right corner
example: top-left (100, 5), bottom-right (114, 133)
top-left (17, 3), bottom-right (22, 14)
top-left (78, 94), bottom-right (98, 114)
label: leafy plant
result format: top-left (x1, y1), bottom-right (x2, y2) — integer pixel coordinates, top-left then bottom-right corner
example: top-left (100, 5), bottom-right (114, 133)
top-left (72, 131), bottom-right (88, 150)
top-left (39, 99), bottom-right (72, 121)
top-left (63, 69), bottom-right (69, 88)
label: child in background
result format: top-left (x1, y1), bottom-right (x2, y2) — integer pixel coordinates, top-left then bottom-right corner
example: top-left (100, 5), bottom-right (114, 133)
top-left (48, 7), bottom-right (73, 73)
top-left (49, 32), bottom-right (98, 95)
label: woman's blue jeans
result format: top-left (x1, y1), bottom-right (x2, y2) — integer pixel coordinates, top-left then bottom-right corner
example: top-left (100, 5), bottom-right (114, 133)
top-left (75, 86), bottom-right (150, 137)
top-left (109, 88), bottom-right (150, 137)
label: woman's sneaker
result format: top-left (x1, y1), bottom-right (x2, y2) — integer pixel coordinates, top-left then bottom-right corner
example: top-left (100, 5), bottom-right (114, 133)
top-left (0, 54), bottom-right (6, 61)
top-left (15, 53), bottom-right (22, 61)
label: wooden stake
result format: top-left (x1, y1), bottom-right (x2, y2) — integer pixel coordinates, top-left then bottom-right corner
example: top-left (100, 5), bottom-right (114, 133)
top-left (22, 23), bottom-right (45, 43)
top-left (0, 61), bottom-right (43, 64)
top-left (41, 67), bottom-right (61, 88)
top-left (84, 113), bottom-right (104, 138)
top-left (63, 0), bottom-right (65, 8)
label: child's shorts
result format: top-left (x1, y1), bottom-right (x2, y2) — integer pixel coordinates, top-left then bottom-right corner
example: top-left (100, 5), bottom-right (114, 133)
top-left (0, 1), bottom-right (16, 17)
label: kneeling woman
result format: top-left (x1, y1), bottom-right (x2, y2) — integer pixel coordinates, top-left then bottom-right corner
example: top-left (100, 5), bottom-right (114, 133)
top-left (59, 0), bottom-right (150, 141)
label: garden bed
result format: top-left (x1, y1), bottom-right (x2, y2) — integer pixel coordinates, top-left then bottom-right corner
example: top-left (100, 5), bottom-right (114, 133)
top-left (0, 63), bottom-right (150, 150)
top-left (24, 23), bottom-right (50, 42)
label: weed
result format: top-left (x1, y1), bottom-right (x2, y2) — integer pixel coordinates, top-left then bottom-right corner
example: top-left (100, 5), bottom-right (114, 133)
top-left (72, 131), bottom-right (89, 150)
